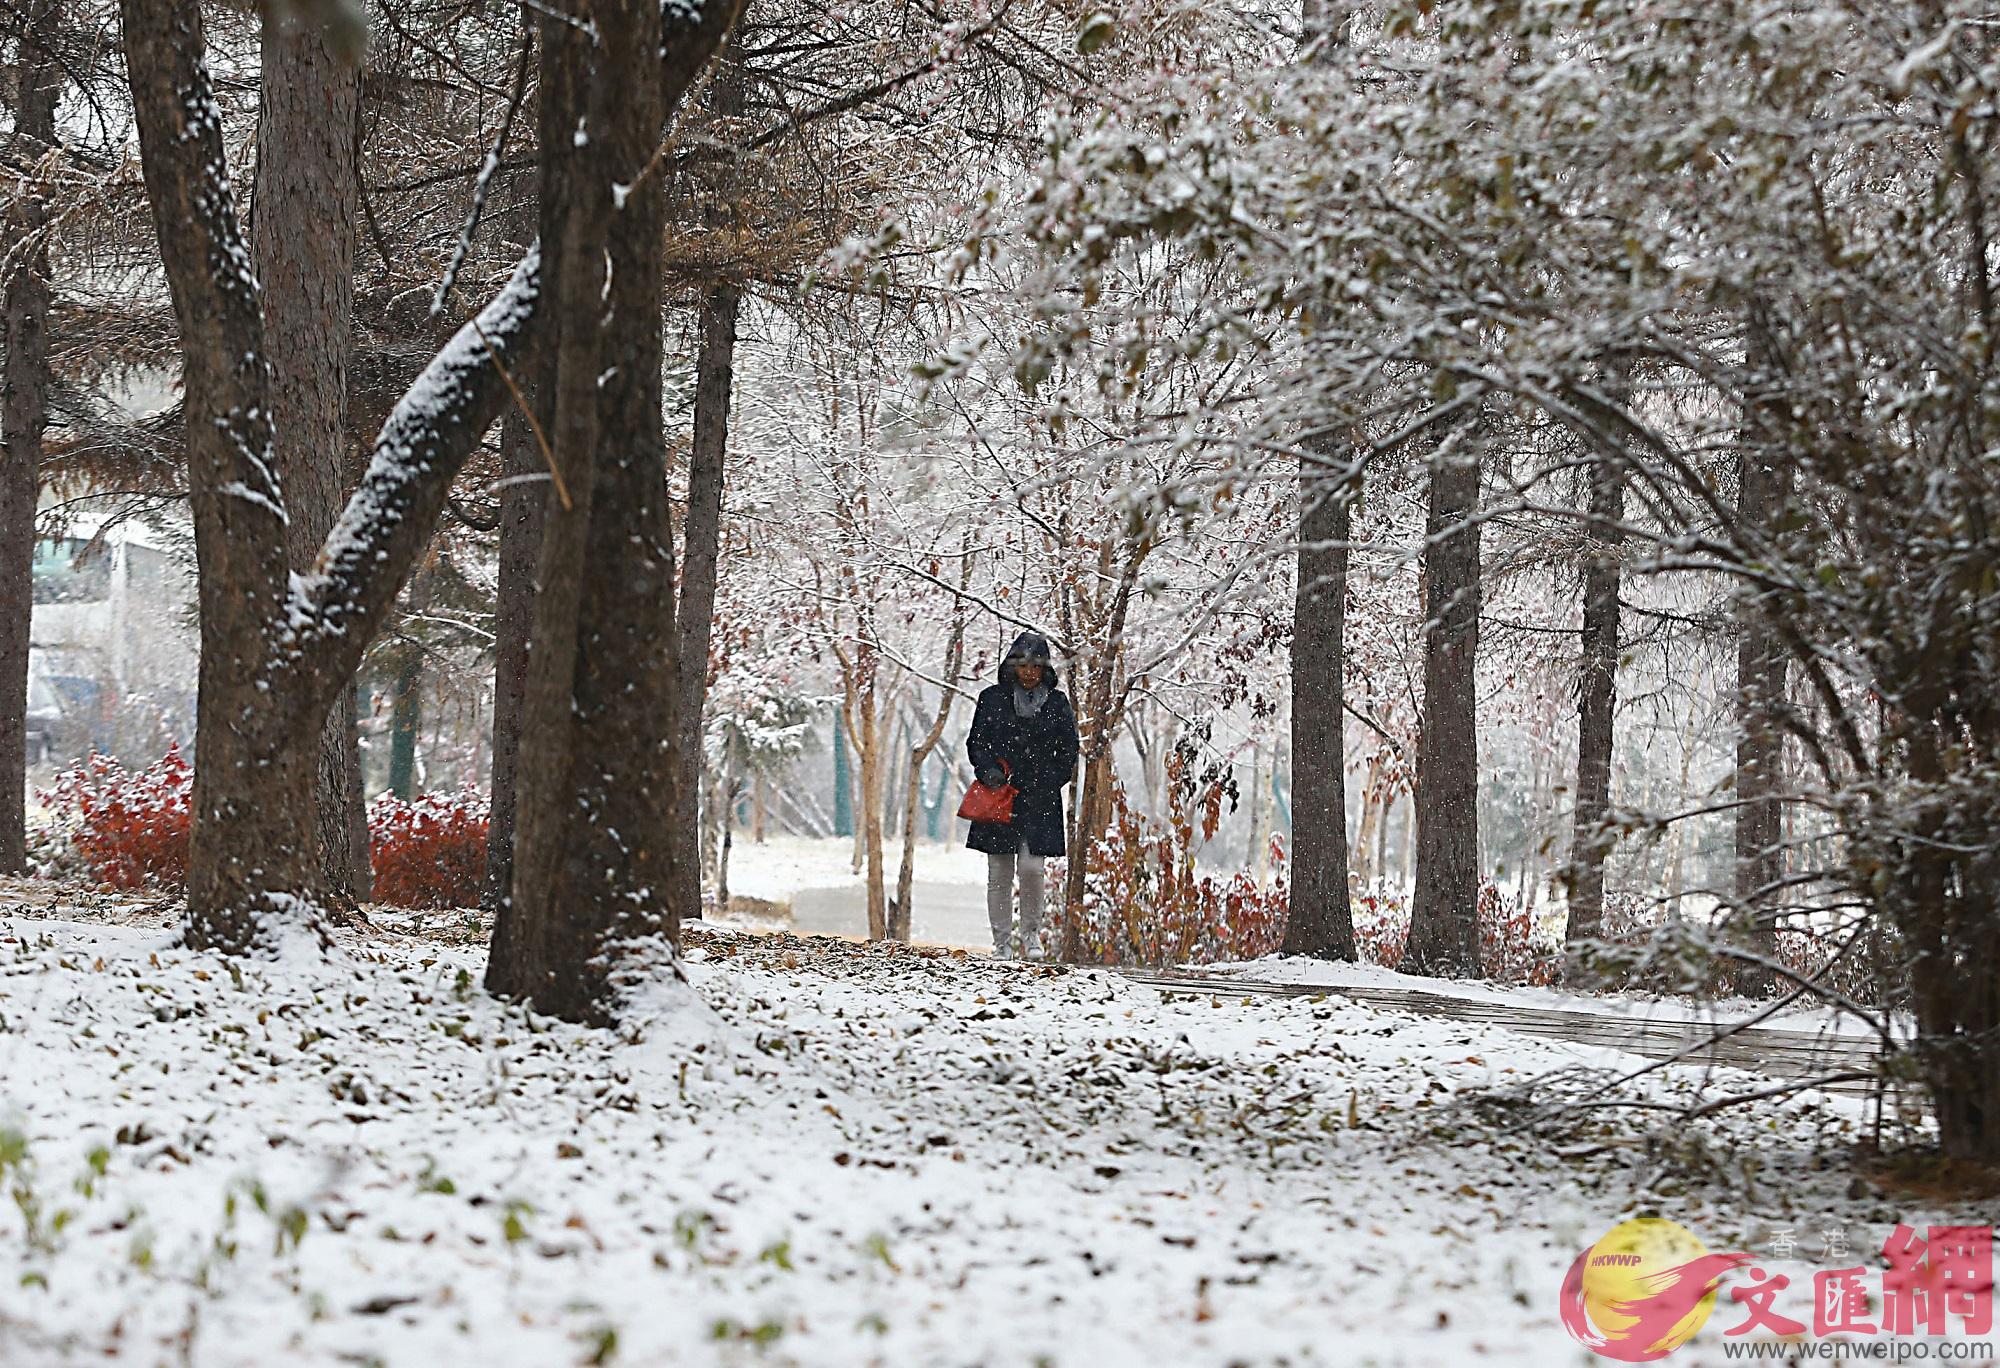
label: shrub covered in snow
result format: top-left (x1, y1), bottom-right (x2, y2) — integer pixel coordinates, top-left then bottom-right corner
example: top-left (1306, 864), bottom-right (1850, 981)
top-left (368, 788), bottom-right (489, 909)
top-left (1352, 881), bottom-right (1411, 967)
top-left (1353, 879), bottom-right (1561, 985)
top-left (1776, 923), bottom-right (1907, 1009)
top-left (1067, 772), bottom-right (1287, 966)
top-left (39, 746), bottom-right (193, 891)
top-left (1569, 894), bottom-right (1906, 1006)
top-left (1475, 882), bottom-right (1561, 986)
top-left (36, 751), bottom-right (493, 912)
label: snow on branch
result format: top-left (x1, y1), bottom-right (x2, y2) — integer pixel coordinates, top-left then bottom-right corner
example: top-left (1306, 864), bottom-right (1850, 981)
top-left (661, 0), bottom-right (745, 111)
top-left (285, 245), bottom-right (544, 714)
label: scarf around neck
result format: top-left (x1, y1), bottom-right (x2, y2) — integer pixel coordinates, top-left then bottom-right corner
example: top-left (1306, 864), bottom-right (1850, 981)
top-left (1012, 681), bottom-right (1051, 718)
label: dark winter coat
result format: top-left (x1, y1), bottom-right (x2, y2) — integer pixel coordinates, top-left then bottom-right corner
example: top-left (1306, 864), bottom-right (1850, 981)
top-left (965, 632), bottom-right (1080, 858)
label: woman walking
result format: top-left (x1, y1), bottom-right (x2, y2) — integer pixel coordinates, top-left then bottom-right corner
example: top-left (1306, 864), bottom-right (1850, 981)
top-left (966, 631), bottom-right (1080, 958)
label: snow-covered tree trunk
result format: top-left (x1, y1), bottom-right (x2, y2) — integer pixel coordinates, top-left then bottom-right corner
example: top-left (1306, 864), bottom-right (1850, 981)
top-left (1405, 426), bottom-right (1483, 977)
top-left (121, 0), bottom-right (542, 953)
top-left (0, 0), bottom-right (58, 874)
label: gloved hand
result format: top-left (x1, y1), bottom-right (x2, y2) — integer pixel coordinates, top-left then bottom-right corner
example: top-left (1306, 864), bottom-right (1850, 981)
top-left (978, 765), bottom-right (1007, 788)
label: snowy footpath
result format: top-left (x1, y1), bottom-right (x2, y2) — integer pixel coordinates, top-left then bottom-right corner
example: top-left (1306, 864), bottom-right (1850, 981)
top-left (0, 905), bottom-right (1985, 1367)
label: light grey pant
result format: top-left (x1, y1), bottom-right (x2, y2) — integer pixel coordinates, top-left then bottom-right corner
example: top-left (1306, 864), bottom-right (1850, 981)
top-left (985, 836), bottom-right (1044, 956)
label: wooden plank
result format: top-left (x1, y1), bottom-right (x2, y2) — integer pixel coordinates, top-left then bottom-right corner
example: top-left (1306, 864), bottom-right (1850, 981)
top-left (1119, 969), bottom-right (1896, 1101)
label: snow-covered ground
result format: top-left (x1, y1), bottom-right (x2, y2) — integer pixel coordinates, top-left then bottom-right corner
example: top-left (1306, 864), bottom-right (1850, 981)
top-left (721, 834), bottom-right (987, 908)
top-left (719, 834), bottom-right (995, 948)
top-left (0, 906), bottom-right (1982, 1367)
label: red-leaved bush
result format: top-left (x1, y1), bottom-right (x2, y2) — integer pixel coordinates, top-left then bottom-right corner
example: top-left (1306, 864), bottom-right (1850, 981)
top-left (368, 788), bottom-right (489, 909)
top-left (1352, 880), bottom-right (1412, 966)
top-left (39, 750), bottom-right (491, 910)
top-left (42, 745), bottom-right (193, 890)
top-left (1066, 767), bottom-right (1288, 967)
top-left (1354, 879), bottom-right (1559, 983)
top-left (1476, 881), bottom-right (1562, 985)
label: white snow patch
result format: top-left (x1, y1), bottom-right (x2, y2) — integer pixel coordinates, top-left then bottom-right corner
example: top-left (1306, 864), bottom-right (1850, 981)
top-left (0, 911), bottom-right (1962, 1367)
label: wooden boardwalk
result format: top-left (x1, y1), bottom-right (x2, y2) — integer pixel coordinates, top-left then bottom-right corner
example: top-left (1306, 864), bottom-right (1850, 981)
top-left (1121, 968), bottom-right (1898, 1101)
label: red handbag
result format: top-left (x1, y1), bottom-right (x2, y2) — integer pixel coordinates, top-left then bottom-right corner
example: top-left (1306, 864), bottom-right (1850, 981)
top-left (957, 760), bottom-right (1016, 824)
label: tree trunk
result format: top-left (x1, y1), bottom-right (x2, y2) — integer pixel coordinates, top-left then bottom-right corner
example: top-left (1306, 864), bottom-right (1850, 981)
top-left (1352, 753), bottom-right (1385, 884)
top-left (253, 7), bottom-right (363, 904)
top-left (1404, 427), bottom-right (1483, 977)
top-left (892, 746), bottom-right (924, 941)
top-left (880, 715), bottom-right (907, 829)
top-left (846, 695), bottom-right (866, 875)
top-left (892, 629), bottom-right (962, 941)
top-left (1518, 744), bottom-right (1544, 906)
top-left (1733, 449), bottom-right (1788, 995)
top-left (130, 0), bottom-right (325, 949)
top-left (832, 715), bottom-right (854, 837)
top-left (1913, 921), bottom-right (2000, 1160)
top-left (386, 555), bottom-right (438, 799)
top-left (478, 78), bottom-right (547, 933)
top-left (923, 760), bottom-right (947, 842)
top-left (481, 403), bottom-right (544, 919)
top-left (122, 0), bottom-right (543, 954)
top-left (1282, 448), bottom-right (1355, 958)
top-left (1376, 778), bottom-right (1393, 885)
top-left (715, 775), bottom-right (736, 913)
top-left (1734, 320), bottom-right (1790, 996)
top-left (491, 2), bottom-right (640, 1007)
top-left (345, 678), bottom-right (371, 899)
top-left (672, 42), bottom-right (745, 923)
top-left (0, 0), bottom-right (58, 874)
top-left (1060, 545), bottom-right (1143, 959)
top-left (704, 764), bottom-right (727, 891)
top-left (674, 282), bottom-right (739, 921)
top-left (1898, 722), bottom-right (2000, 1159)
top-left (1245, 745), bottom-right (1271, 883)
top-left (492, 0), bottom-right (742, 1022)
top-left (1399, 791), bottom-right (1415, 887)
top-left (855, 666), bottom-right (888, 939)
top-left (388, 658), bottom-right (422, 798)
top-left (1564, 390), bottom-right (1628, 966)
top-left (1063, 743), bottom-right (1117, 957)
